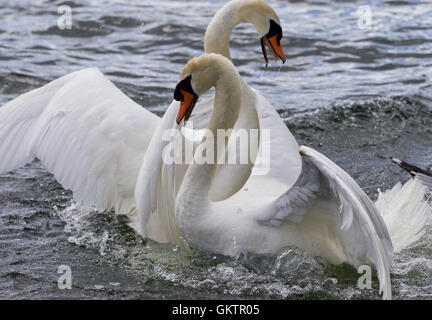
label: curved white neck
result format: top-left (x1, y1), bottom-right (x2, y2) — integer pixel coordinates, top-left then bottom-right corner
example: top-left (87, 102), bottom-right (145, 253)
top-left (176, 70), bottom-right (242, 220)
top-left (204, 1), bottom-right (245, 61)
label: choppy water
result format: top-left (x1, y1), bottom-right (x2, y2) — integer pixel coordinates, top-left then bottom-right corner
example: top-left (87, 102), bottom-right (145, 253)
top-left (1, 0), bottom-right (432, 300)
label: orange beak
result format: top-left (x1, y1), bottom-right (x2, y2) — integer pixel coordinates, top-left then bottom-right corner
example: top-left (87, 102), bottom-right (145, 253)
top-left (261, 20), bottom-right (286, 67)
top-left (176, 90), bottom-right (198, 124)
top-left (262, 35), bottom-right (286, 67)
top-left (267, 34), bottom-right (286, 63)
top-left (174, 75), bottom-right (199, 125)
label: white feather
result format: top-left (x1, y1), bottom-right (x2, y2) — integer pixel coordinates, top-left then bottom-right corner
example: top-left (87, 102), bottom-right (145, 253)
top-left (0, 68), bottom-right (159, 214)
top-left (376, 178), bottom-right (431, 253)
top-left (298, 146), bottom-right (393, 300)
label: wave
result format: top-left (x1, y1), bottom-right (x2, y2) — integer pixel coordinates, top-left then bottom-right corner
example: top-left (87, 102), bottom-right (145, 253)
top-left (282, 89), bottom-right (432, 196)
top-left (34, 21), bottom-right (113, 38)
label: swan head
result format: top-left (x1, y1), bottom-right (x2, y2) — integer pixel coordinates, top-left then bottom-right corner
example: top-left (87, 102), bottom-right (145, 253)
top-left (205, 0), bottom-right (286, 66)
top-left (237, 0), bottom-right (286, 66)
top-left (174, 54), bottom-right (240, 125)
top-left (174, 74), bottom-right (198, 124)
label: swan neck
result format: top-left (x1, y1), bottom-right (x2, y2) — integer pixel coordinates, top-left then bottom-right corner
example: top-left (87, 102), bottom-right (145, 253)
top-left (204, 1), bottom-right (243, 61)
top-left (181, 71), bottom-right (242, 202)
top-left (207, 78), bottom-right (241, 135)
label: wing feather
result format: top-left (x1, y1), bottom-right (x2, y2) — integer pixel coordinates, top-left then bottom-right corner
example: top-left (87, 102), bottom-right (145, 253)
top-left (0, 68), bottom-right (159, 214)
top-left (255, 145), bottom-right (393, 299)
top-left (300, 146), bottom-right (393, 299)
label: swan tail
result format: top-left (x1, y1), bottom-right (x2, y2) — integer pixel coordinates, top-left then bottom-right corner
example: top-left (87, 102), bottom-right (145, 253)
top-left (375, 159), bottom-right (432, 253)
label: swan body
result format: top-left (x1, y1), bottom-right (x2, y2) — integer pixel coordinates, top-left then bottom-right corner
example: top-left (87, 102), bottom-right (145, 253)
top-left (137, 0), bottom-right (300, 244)
top-left (168, 53), bottom-right (395, 299)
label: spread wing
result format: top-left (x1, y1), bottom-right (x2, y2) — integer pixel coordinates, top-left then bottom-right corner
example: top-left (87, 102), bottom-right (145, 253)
top-left (256, 146), bottom-right (393, 299)
top-left (0, 68), bottom-right (159, 214)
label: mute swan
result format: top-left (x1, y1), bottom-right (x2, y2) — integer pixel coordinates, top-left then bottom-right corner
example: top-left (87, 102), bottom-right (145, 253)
top-left (138, 0), bottom-right (298, 245)
top-left (137, 0), bottom-right (431, 268)
top-left (170, 53), bottom-right (396, 299)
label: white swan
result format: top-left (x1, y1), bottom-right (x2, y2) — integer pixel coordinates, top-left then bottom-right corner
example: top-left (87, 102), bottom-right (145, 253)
top-left (136, 0), bottom-right (431, 268)
top-left (165, 54), bottom-right (431, 299)
top-left (168, 53), bottom-right (396, 298)
top-left (137, 0), bottom-right (298, 245)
